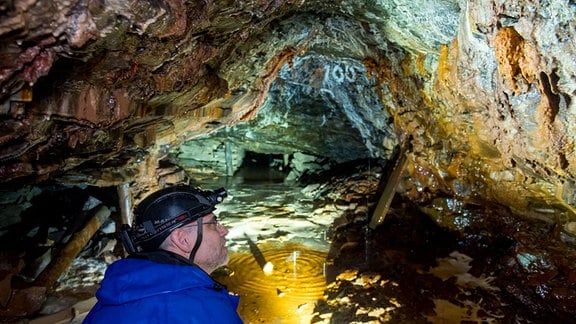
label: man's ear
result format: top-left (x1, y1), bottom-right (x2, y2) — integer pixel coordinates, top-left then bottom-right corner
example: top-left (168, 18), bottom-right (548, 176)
top-left (169, 228), bottom-right (194, 251)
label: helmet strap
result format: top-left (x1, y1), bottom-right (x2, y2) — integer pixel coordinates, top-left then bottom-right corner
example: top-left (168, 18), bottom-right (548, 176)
top-left (189, 218), bottom-right (203, 263)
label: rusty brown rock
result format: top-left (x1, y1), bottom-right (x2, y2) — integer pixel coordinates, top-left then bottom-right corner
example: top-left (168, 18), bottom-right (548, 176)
top-left (0, 286), bottom-right (47, 318)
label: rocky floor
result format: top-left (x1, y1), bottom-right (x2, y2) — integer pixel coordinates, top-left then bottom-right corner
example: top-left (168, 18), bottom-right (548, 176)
top-left (311, 201), bottom-right (576, 323)
top-left (211, 161), bottom-right (576, 323)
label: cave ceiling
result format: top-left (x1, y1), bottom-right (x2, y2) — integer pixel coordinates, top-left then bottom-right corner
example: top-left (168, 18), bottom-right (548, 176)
top-left (1, 0), bottom-right (454, 188)
top-left (1, 0), bottom-right (576, 219)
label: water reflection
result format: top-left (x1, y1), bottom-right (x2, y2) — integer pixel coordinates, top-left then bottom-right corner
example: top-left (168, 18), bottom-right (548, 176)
top-left (214, 242), bottom-right (328, 323)
top-left (194, 177), bottom-right (342, 323)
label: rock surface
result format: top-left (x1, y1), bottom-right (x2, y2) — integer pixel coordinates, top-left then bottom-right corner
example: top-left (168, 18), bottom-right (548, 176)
top-left (0, 0), bottom-right (574, 216)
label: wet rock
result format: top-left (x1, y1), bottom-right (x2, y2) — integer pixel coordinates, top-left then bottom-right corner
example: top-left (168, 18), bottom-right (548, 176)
top-left (0, 251), bottom-right (24, 307)
top-left (560, 221), bottom-right (576, 247)
top-left (0, 286), bottom-right (47, 318)
top-left (315, 180), bottom-right (576, 322)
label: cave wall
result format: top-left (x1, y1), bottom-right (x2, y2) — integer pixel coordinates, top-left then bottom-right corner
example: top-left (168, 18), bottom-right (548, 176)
top-left (400, 1), bottom-right (576, 218)
top-left (0, 0), bottom-right (575, 225)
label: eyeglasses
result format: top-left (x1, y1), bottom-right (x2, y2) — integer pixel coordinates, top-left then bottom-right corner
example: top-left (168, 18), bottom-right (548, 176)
top-left (181, 219), bottom-right (223, 230)
top-left (201, 221), bottom-right (221, 228)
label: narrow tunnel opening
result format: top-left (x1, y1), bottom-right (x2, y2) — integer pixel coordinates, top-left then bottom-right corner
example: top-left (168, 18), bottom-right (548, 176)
top-left (234, 151), bottom-right (289, 183)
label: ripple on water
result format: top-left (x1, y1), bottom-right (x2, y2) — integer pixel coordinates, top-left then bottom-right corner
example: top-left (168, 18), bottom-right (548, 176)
top-left (215, 241), bottom-right (328, 324)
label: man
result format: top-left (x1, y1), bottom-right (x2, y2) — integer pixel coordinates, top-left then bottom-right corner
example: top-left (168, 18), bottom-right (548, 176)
top-left (84, 185), bottom-right (243, 323)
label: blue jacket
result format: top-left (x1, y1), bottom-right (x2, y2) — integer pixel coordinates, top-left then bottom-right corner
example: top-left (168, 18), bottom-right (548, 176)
top-left (84, 255), bottom-right (242, 323)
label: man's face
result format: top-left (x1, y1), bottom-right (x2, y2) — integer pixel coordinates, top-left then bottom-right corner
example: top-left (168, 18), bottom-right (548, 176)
top-left (186, 213), bottom-right (230, 273)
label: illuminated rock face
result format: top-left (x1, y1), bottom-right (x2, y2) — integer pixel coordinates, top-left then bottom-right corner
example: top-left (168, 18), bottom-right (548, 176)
top-left (0, 2), bottom-right (575, 235)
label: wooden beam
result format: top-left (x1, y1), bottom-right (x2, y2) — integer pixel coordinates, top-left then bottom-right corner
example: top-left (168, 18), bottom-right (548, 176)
top-left (117, 183), bottom-right (132, 226)
top-left (368, 147), bottom-right (409, 230)
top-left (34, 205), bottom-right (111, 291)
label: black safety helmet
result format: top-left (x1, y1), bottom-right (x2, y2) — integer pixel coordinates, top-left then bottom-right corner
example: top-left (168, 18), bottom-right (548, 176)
top-left (120, 185), bottom-right (227, 255)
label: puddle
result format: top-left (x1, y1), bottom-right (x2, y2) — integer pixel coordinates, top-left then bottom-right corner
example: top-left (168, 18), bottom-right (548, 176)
top-left (214, 242), bottom-right (328, 323)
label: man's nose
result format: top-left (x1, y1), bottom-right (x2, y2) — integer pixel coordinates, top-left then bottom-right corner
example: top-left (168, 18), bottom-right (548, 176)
top-left (219, 224), bottom-right (229, 236)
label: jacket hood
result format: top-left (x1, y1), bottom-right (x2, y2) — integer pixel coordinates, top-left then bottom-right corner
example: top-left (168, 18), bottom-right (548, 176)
top-left (96, 258), bottom-right (217, 305)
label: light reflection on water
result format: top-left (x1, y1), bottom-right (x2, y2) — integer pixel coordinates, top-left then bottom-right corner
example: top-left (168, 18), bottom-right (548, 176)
top-left (195, 177), bottom-right (342, 323)
top-left (214, 241), bottom-right (328, 324)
